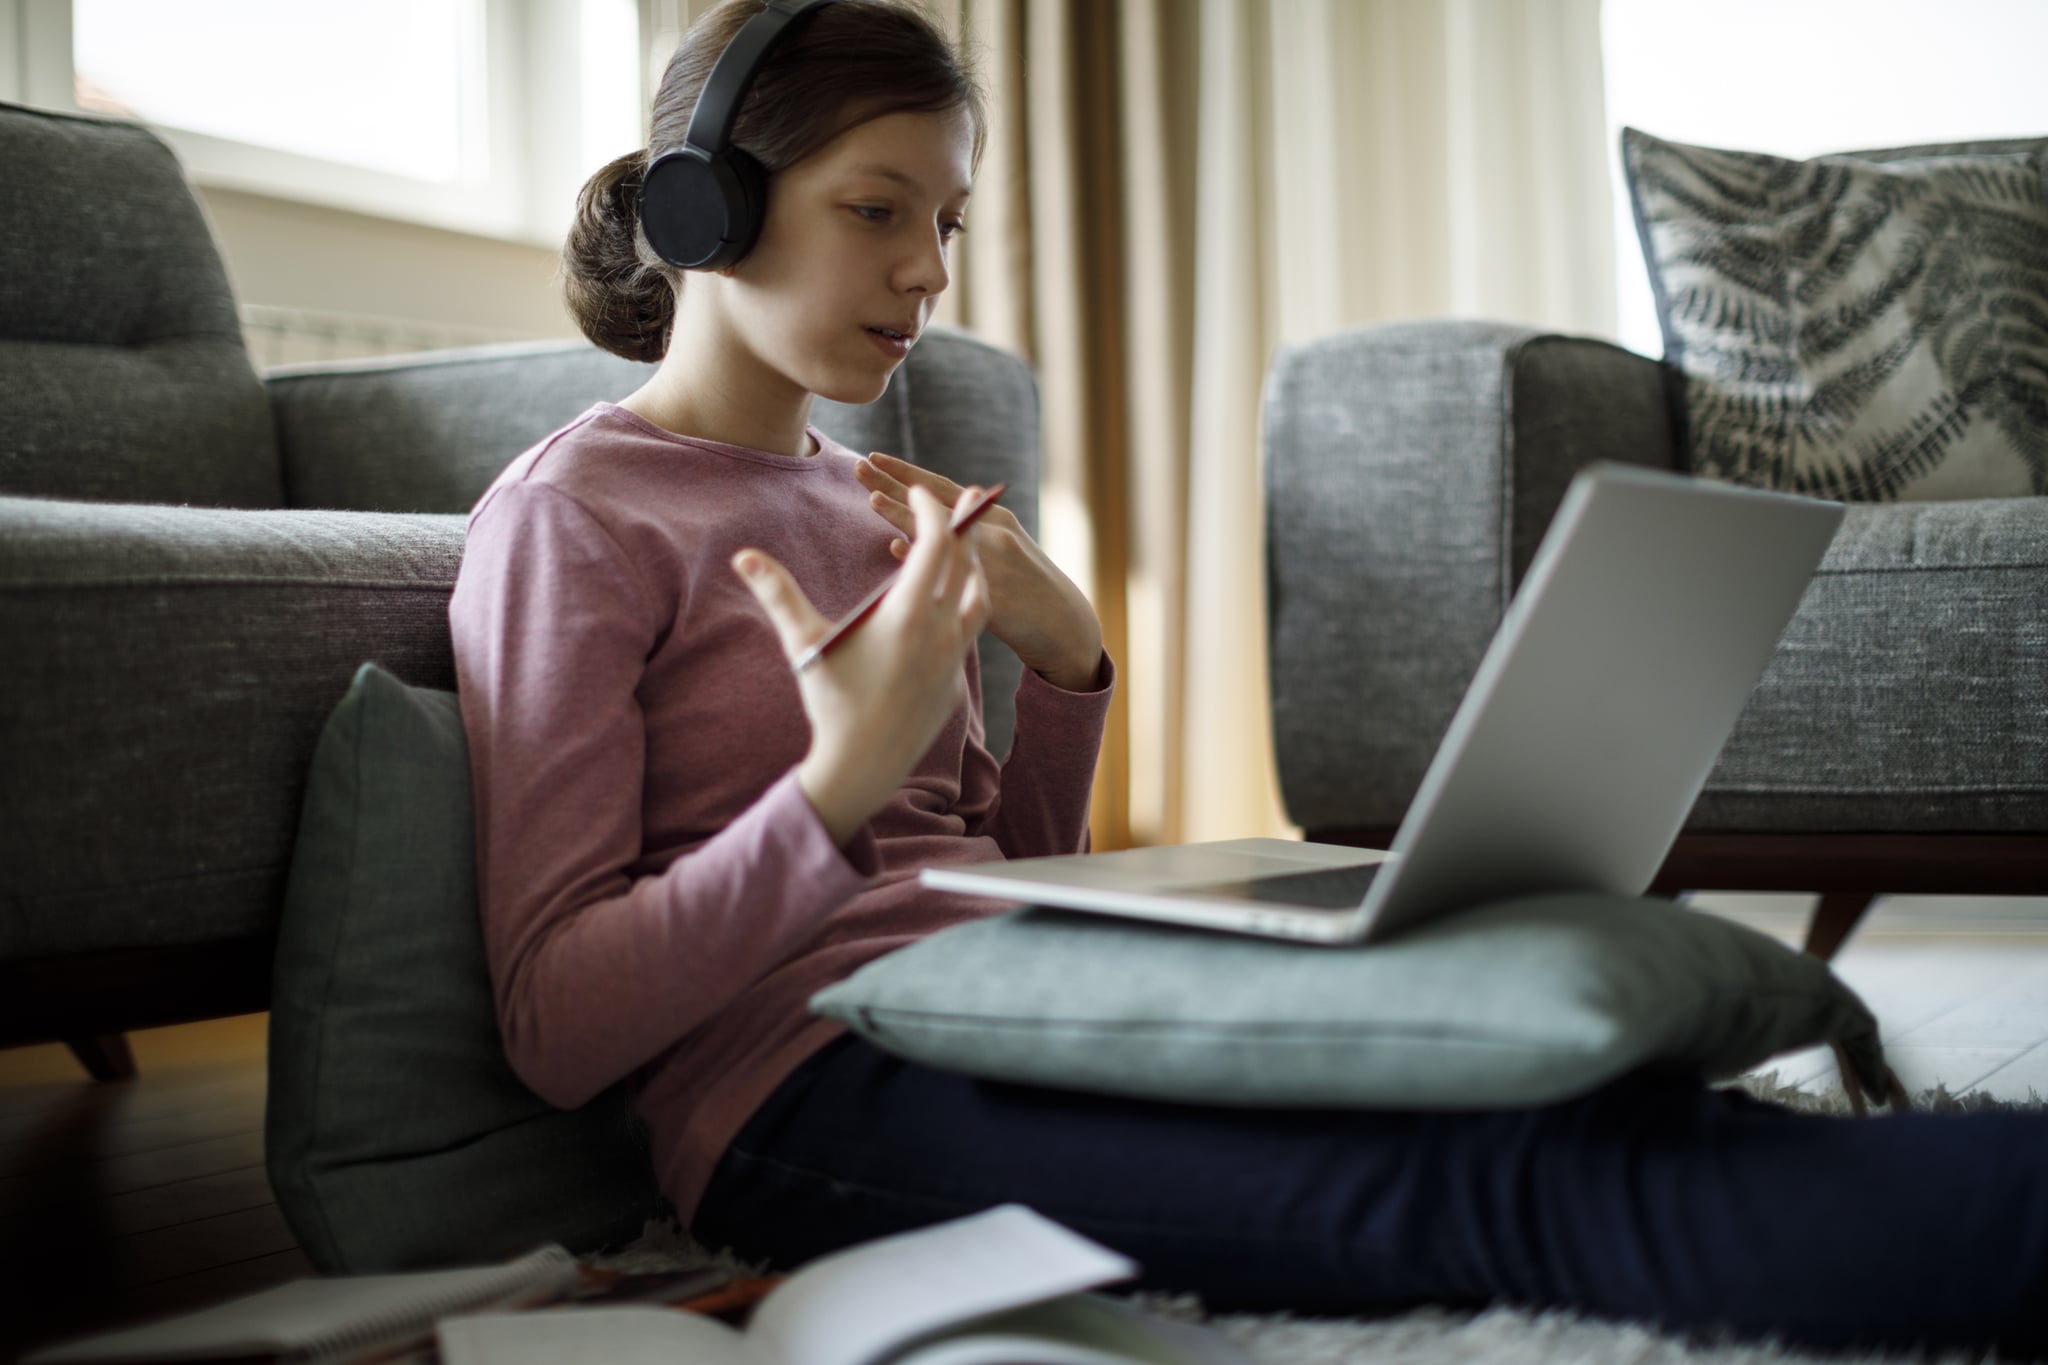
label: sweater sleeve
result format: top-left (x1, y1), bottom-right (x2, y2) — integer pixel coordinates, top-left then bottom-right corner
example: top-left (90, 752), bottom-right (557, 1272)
top-left (450, 481), bottom-right (874, 1110)
top-left (959, 652), bottom-right (1116, 859)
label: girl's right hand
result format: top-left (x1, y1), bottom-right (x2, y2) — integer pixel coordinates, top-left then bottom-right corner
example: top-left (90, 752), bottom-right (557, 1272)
top-left (732, 484), bottom-right (992, 847)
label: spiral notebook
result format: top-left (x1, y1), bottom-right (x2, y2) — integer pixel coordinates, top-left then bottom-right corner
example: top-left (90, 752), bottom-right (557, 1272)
top-left (24, 1244), bottom-right (579, 1365)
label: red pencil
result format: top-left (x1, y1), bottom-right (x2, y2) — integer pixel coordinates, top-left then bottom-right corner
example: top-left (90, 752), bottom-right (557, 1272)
top-left (792, 482), bottom-right (1006, 672)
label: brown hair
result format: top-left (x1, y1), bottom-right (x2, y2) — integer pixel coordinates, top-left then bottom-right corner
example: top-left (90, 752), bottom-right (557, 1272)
top-left (561, 0), bottom-right (988, 363)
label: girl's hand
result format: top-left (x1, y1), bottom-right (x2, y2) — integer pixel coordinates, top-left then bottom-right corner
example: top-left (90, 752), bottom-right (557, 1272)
top-left (733, 484), bottom-right (991, 847)
top-left (855, 452), bottom-right (1103, 692)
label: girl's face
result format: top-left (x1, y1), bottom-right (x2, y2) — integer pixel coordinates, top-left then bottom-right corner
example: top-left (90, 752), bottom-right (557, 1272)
top-left (720, 105), bottom-right (974, 407)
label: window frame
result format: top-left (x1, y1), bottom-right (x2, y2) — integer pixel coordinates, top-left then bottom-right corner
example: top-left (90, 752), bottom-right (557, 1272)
top-left (10, 0), bottom-right (640, 249)
top-left (1, 0), bottom-right (21, 102)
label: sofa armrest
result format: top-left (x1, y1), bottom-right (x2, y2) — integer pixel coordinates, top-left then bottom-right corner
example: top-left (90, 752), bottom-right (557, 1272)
top-left (267, 341), bottom-right (654, 515)
top-left (1262, 319), bottom-right (1681, 833)
top-left (0, 495), bottom-right (463, 960)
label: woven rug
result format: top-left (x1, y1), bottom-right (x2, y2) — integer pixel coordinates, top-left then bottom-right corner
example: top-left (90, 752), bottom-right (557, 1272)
top-left (587, 1074), bottom-right (2044, 1365)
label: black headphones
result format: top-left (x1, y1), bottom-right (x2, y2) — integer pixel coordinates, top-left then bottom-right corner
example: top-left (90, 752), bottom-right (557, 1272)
top-left (638, 0), bottom-right (842, 271)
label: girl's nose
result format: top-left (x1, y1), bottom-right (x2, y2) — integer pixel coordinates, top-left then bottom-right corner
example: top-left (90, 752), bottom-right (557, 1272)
top-left (900, 223), bottom-right (951, 296)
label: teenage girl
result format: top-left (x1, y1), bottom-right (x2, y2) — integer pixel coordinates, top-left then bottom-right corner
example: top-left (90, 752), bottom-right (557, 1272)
top-left (448, 1), bottom-right (2048, 1357)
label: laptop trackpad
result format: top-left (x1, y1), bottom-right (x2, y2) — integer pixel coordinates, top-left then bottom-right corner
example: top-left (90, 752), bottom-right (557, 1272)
top-left (1183, 862), bottom-right (1383, 910)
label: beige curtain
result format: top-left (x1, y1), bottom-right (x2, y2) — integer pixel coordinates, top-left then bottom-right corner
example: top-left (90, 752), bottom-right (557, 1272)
top-left (914, 0), bottom-right (1189, 853)
top-left (935, 0), bottom-right (1615, 850)
top-left (640, 0), bottom-right (1616, 851)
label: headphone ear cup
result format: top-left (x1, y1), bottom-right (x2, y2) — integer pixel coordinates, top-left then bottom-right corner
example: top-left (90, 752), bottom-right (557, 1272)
top-left (640, 149), bottom-right (765, 271)
top-left (720, 146), bottom-right (770, 266)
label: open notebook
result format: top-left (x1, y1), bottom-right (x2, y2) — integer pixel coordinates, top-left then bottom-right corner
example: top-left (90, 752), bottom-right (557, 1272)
top-left (437, 1207), bottom-right (1248, 1365)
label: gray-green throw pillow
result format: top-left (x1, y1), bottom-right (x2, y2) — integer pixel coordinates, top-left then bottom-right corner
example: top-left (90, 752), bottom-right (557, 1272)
top-left (1622, 126), bottom-right (2048, 502)
top-left (811, 895), bottom-right (1889, 1109)
top-left (267, 662), bottom-right (669, 1273)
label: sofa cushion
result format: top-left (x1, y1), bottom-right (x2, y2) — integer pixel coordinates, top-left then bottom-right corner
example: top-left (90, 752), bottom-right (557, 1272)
top-left (267, 343), bottom-right (653, 515)
top-left (268, 663), bottom-right (668, 1273)
top-left (0, 498), bottom-right (464, 959)
top-left (268, 327), bottom-right (1034, 520)
top-left (1622, 127), bottom-right (2048, 502)
top-left (0, 101), bottom-right (280, 507)
top-left (1696, 495), bottom-right (2048, 831)
top-left (811, 896), bottom-right (1889, 1110)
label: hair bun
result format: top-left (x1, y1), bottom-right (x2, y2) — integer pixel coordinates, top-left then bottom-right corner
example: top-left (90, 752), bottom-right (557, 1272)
top-left (561, 149), bottom-right (675, 364)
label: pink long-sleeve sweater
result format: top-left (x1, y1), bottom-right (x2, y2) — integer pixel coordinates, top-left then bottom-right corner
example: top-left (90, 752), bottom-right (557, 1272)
top-left (448, 402), bottom-right (1112, 1225)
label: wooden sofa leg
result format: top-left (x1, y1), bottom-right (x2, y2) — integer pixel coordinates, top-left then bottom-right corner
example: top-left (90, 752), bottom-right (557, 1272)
top-left (1803, 893), bottom-right (1878, 962)
top-left (65, 1033), bottom-right (137, 1081)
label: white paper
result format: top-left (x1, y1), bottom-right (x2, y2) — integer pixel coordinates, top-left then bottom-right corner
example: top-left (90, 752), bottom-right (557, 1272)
top-left (890, 1297), bottom-right (1253, 1365)
top-left (747, 1206), bottom-right (1138, 1365)
top-left (436, 1306), bottom-right (760, 1365)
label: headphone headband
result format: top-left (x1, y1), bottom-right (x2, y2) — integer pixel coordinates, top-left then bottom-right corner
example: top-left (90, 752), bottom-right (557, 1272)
top-left (638, 0), bottom-right (841, 271)
top-left (683, 0), bottom-right (835, 155)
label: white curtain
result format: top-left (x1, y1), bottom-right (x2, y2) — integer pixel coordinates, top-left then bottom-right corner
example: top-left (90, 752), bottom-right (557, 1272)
top-left (1178, 0), bottom-right (1616, 843)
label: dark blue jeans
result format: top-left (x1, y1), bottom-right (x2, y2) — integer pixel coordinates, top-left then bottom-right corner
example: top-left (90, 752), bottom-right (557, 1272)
top-left (693, 1035), bottom-right (2048, 1358)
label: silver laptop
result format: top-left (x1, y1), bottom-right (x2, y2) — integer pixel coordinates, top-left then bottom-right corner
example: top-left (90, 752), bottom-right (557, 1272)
top-left (920, 463), bottom-right (1844, 945)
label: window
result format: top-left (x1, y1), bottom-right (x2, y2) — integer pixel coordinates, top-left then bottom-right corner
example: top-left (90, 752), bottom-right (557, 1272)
top-left (1600, 0), bottom-right (2048, 358)
top-left (11, 0), bottom-right (644, 247)
top-left (74, 0), bottom-right (485, 183)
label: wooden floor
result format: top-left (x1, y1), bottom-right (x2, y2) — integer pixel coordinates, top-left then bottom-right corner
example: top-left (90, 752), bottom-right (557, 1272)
top-left (0, 1013), bottom-right (308, 1363)
top-left (2, 893), bottom-right (2045, 1362)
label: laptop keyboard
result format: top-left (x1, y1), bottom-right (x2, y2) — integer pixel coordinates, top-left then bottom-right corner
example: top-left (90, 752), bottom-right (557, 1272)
top-left (1182, 861), bottom-right (1383, 910)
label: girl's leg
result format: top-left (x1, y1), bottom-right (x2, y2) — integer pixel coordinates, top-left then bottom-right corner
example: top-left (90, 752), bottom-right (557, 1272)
top-left (693, 1036), bottom-right (2048, 1358)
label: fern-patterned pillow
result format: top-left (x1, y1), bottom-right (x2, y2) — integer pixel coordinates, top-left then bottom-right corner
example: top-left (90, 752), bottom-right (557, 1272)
top-left (1622, 127), bottom-right (2048, 501)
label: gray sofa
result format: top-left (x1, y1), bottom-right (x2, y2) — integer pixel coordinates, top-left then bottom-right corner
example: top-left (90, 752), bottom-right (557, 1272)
top-left (0, 100), bottom-right (1040, 1074)
top-left (1262, 317), bottom-right (2047, 955)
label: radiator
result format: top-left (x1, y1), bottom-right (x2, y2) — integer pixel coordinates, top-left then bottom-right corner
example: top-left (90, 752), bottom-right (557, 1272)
top-left (240, 303), bottom-right (545, 370)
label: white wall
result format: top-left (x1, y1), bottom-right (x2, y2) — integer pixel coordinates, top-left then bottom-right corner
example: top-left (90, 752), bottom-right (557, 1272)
top-left (195, 185), bottom-right (580, 344)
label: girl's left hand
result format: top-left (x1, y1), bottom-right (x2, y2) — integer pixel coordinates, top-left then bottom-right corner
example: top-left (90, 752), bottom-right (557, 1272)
top-left (857, 452), bottom-right (1103, 692)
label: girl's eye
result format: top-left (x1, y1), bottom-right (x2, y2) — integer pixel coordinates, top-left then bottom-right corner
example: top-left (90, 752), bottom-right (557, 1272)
top-left (852, 206), bottom-right (966, 241)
